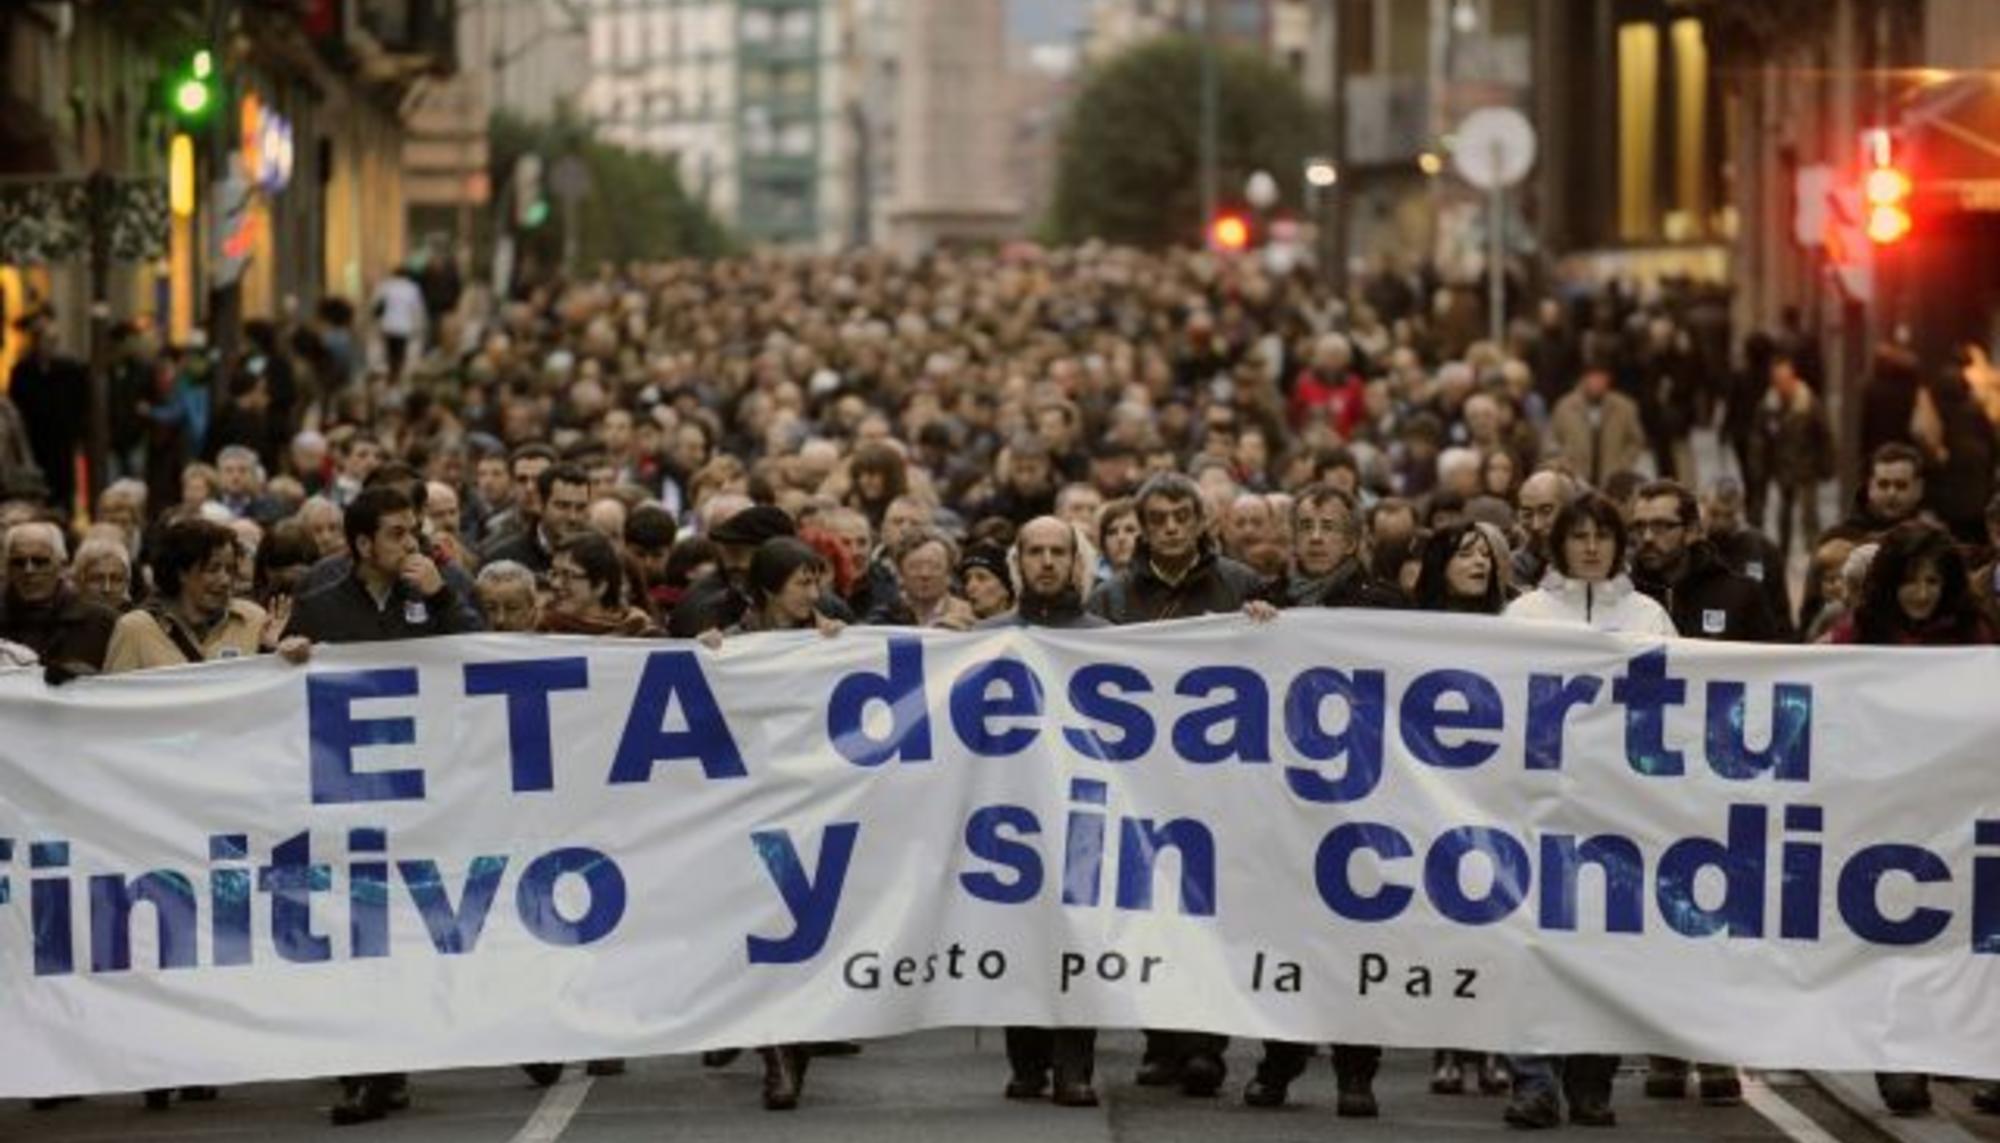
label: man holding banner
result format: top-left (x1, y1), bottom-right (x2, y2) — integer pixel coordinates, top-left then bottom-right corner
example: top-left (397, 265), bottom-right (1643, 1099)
top-left (292, 484), bottom-right (472, 1125)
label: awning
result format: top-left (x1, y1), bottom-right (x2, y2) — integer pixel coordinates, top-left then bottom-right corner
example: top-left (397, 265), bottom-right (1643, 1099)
top-left (1899, 76), bottom-right (2000, 212)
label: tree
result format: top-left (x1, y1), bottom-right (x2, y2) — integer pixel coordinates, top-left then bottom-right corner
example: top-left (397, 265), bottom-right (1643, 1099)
top-left (488, 110), bottom-right (733, 269)
top-left (1051, 36), bottom-right (1320, 249)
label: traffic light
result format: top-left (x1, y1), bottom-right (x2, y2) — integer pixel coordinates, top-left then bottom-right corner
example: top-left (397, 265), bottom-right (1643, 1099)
top-left (512, 154), bottom-right (550, 230)
top-left (1861, 128), bottom-right (1912, 246)
top-left (1209, 211), bottom-right (1250, 252)
top-left (171, 49), bottom-right (215, 124)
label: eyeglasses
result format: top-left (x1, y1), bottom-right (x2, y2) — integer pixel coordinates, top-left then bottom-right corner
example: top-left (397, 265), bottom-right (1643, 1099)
top-left (6, 556), bottom-right (54, 571)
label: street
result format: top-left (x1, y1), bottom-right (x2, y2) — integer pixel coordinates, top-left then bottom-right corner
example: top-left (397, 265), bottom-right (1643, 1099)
top-left (0, 1033), bottom-right (1936, 1143)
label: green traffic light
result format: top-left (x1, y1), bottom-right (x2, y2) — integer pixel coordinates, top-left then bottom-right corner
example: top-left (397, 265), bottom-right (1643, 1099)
top-left (175, 76), bottom-right (212, 118)
top-left (193, 50), bottom-right (213, 80)
top-left (523, 200), bottom-right (550, 228)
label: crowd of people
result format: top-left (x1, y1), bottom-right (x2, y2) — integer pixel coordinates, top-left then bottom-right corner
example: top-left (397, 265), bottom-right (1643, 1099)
top-left (4, 243), bottom-right (2000, 1127)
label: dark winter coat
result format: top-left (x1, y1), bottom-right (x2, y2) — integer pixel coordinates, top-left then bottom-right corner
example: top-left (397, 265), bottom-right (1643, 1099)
top-left (1085, 539), bottom-right (1261, 626)
top-left (1632, 542), bottom-right (1781, 643)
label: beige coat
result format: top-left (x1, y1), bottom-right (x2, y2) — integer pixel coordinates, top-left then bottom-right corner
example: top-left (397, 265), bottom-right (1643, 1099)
top-left (1548, 388), bottom-right (1648, 485)
top-left (104, 601), bottom-right (269, 673)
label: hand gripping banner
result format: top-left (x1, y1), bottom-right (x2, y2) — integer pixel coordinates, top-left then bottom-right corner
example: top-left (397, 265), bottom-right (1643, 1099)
top-left (1, 611), bottom-right (1996, 1096)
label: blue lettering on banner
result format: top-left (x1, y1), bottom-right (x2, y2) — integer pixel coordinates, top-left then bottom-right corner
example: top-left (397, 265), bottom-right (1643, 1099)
top-left (1400, 670), bottom-right (1505, 769)
top-left (465, 657), bottom-right (592, 792)
top-left (1173, 667), bottom-right (1271, 763)
top-left (949, 658), bottom-right (1044, 756)
top-left (306, 669), bottom-right (427, 804)
top-left (1838, 843), bottom-right (1953, 946)
top-left (608, 651), bottom-right (746, 783)
top-left (1611, 649), bottom-right (1688, 777)
top-left (747, 823), bottom-right (860, 964)
top-left (1062, 663), bottom-right (1155, 761)
top-left (516, 847), bottom-right (627, 946)
top-left (827, 637), bottom-right (932, 767)
top-left (1283, 668), bottom-right (1386, 803)
top-left (961, 805), bottom-right (1044, 904)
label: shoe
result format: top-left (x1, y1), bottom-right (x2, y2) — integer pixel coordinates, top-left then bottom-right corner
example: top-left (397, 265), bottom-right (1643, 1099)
top-left (1503, 1092), bottom-right (1561, 1129)
top-left (1569, 1100), bottom-right (1618, 1127)
top-left (1179, 1054), bottom-right (1225, 1097)
top-left (1004, 1071), bottom-right (1048, 1100)
top-left (1242, 1077), bottom-right (1288, 1108)
top-left (144, 1089), bottom-right (172, 1111)
top-left (1432, 1056), bottom-right (1465, 1095)
top-left (28, 1097), bottom-right (81, 1111)
top-left (1645, 1060), bottom-right (1689, 1099)
top-left (760, 1046), bottom-right (808, 1111)
top-left (1336, 1088), bottom-right (1380, 1118)
top-left (1971, 1082), bottom-right (2000, 1114)
top-left (329, 1081), bottom-right (392, 1126)
top-left (381, 1076), bottom-right (411, 1113)
top-left (1698, 1068), bottom-right (1743, 1105)
top-left (701, 1049), bottom-right (741, 1068)
top-left (1478, 1056), bottom-right (1511, 1095)
top-left (179, 1086), bottom-right (219, 1102)
top-left (521, 1063), bottom-right (564, 1087)
top-left (1877, 1072), bottom-right (1931, 1115)
top-left (1135, 1058), bottom-right (1181, 1087)
top-left (1052, 1080), bottom-right (1099, 1108)
top-left (585, 1059), bottom-right (626, 1077)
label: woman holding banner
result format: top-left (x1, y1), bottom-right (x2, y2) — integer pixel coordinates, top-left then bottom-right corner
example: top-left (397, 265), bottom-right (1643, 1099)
top-left (1499, 494), bottom-right (1672, 1130)
top-left (1825, 520), bottom-right (1998, 1115)
top-left (702, 536), bottom-right (845, 1109)
top-left (101, 516), bottom-right (310, 1111)
top-left (1411, 521), bottom-right (1514, 1097)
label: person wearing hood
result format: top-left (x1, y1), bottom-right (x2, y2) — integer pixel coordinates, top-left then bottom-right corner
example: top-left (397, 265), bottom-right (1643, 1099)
top-left (1499, 493), bottom-right (1671, 1129)
top-left (1630, 481), bottom-right (1782, 645)
top-left (976, 517), bottom-right (1105, 1107)
top-left (1086, 472), bottom-right (1262, 627)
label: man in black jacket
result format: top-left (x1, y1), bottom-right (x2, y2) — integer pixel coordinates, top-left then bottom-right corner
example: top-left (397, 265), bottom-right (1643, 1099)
top-left (1087, 473), bottom-right (1261, 627)
top-left (979, 516), bottom-right (1106, 1107)
top-left (1631, 481), bottom-right (1780, 646)
top-left (1240, 484), bottom-right (1392, 1119)
top-left (290, 486), bottom-right (472, 1126)
top-left (1700, 477), bottom-right (1793, 639)
top-left (0, 521), bottom-right (116, 676)
top-left (1085, 473), bottom-right (1254, 1097)
top-left (1628, 479), bottom-right (1775, 1107)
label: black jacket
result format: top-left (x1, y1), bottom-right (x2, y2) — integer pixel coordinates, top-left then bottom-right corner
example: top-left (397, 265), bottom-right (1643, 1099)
top-left (293, 572), bottom-right (474, 645)
top-left (0, 588), bottom-right (116, 672)
top-left (1706, 527), bottom-right (1794, 639)
top-left (1632, 542), bottom-right (1780, 643)
top-left (1086, 541), bottom-right (1262, 625)
top-left (1264, 558), bottom-right (1406, 611)
top-left (979, 590), bottom-right (1110, 630)
top-left (478, 524), bottom-right (553, 576)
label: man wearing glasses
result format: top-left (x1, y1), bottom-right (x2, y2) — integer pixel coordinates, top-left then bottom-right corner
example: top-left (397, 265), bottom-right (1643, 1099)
top-left (1628, 478), bottom-right (1782, 1107)
top-left (0, 520), bottom-right (116, 678)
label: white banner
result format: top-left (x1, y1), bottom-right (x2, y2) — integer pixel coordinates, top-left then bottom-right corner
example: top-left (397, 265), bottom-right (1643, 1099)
top-left (2, 612), bottom-right (1997, 1096)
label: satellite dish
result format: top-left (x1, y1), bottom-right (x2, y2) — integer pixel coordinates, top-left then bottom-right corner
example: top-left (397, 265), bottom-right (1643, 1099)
top-left (1451, 107), bottom-right (1537, 191)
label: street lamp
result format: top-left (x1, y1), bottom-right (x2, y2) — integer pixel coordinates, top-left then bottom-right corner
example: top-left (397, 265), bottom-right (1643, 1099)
top-left (1305, 159), bottom-right (1339, 189)
top-left (1451, 0), bottom-right (1479, 34)
top-left (1245, 170), bottom-right (1280, 211)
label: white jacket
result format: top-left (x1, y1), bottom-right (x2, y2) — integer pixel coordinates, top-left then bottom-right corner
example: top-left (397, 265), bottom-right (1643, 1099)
top-left (1503, 573), bottom-right (1676, 637)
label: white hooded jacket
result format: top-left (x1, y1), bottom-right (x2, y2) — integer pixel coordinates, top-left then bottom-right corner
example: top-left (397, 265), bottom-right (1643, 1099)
top-left (1502, 572), bottom-right (1676, 637)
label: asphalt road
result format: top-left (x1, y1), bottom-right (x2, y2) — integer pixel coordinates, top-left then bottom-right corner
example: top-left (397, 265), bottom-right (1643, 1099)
top-left (2, 1032), bottom-right (1899, 1143)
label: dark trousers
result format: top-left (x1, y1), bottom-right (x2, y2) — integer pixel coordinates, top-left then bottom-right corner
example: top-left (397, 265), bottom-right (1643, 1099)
top-left (1142, 1029), bottom-right (1227, 1064)
top-left (1510, 1053), bottom-right (1617, 1106)
top-left (1006, 1027), bottom-right (1096, 1081)
top-left (1255, 1040), bottom-right (1381, 1089)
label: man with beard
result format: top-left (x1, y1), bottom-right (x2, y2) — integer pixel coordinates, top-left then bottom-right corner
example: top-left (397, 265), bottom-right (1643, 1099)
top-left (1628, 479), bottom-right (1780, 1103)
top-left (978, 516), bottom-right (1107, 1107)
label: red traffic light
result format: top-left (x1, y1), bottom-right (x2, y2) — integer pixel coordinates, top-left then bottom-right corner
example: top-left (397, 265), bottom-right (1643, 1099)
top-left (1210, 213), bottom-right (1250, 252)
top-left (1860, 129), bottom-right (1912, 246)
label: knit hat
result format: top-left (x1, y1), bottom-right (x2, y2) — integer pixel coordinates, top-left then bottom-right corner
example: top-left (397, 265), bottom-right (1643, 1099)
top-left (958, 543), bottom-right (1015, 601)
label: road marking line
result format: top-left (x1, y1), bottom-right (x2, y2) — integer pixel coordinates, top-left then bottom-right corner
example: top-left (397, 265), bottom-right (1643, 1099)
top-left (507, 1073), bottom-right (595, 1143)
top-left (1743, 1074), bottom-right (1845, 1143)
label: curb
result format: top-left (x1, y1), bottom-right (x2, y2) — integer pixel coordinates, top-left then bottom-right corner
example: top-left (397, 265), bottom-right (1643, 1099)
top-left (1807, 1072), bottom-right (1987, 1143)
